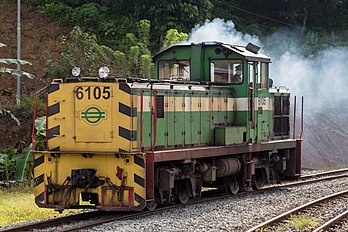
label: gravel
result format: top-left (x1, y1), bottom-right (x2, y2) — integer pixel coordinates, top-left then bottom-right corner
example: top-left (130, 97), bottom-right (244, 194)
top-left (2, 174), bottom-right (347, 232)
top-left (84, 177), bottom-right (348, 232)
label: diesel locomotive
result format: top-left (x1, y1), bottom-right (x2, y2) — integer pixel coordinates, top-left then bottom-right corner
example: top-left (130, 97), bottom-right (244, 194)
top-left (33, 42), bottom-right (302, 212)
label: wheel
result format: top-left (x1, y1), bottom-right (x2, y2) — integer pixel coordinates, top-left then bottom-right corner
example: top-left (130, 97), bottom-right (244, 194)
top-left (177, 189), bottom-right (189, 204)
top-left (228, 176), bottom-right (240, 195)
top-left (224, 176), bottom-right (239, 195)
top-left (252, 169), bottom-right (265, 190)
top-left (175, 180), bottom-right (190, 204)
top-left (146, 200), bottom-right (157, 211)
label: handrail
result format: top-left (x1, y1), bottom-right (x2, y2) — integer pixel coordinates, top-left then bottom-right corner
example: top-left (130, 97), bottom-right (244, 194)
top-left (139, 92), bottom-right (144, 153)
top-left (300, 96), bottom-right (304, 140)
top-left (152, 91), bottom-right (157, 153)
top-left (293, 95), bottom-right (297, 139)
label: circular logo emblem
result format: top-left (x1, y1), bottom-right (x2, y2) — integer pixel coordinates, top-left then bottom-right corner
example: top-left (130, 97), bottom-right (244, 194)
top-left (81, 106), bottom-right (106, 125)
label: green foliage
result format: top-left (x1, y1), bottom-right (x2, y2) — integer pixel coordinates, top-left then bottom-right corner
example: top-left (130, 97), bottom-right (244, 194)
top-left (46, 26), bottom-right (116, 79)
top-left (1, 43), bottom-right (35, 124)
top-left (114, 20), bottom-right (154, 78)
top-left (38, 1), bottom-right (73, 24)
top-left (33, 116), bottom-right (46, 151)
top-left (13, 95), bottom-right (46, 119)
top-left (0, 116), bottom-right (46, 182)
top-left (29, 0), bottom-right (214, 52)
top-left (14, 146), bottom-right (33, 183)
top-left (14, 116), bottom-right (46, 183)
top-left (148, 0), bottom-right (213, 49)
top-left (163, 29), bottom-right (189, 49)
top-left (286, 214), bottom-right (319, 230)
top-left (28, 0), bottom-right (348, 54)
top-left (44, 20), bottom-right (159, 79)
top-left (0, 43), bottom-right (35, 79)
top-left (0, 149), bottom-right (18, 181)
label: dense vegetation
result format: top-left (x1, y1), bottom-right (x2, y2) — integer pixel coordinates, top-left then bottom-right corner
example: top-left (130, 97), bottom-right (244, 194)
top-left (27, 0), bottom-right (348, 53)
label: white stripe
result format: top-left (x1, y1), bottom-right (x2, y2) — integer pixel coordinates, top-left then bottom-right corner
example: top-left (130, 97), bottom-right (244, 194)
top-left (137, 96), bottom-right (273, 112)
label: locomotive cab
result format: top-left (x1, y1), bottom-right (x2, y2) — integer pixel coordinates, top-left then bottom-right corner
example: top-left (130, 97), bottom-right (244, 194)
top-left (153, 42), bottom-right (274, 145)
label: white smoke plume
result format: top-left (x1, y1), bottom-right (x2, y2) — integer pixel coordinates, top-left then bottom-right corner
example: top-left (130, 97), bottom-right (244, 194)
top-left (270, 47), bottom-right (348, 111)
top-left (186, 18), bottom-right (260, 46)
top-left (186, 19), bottom-right (348, 112)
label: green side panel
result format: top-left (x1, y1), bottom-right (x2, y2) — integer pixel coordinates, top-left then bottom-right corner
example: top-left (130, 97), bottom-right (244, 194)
top-left (156, 94), bottom-right (166, 147)
top-left (227, 111), bottom-right (233, 125)
top-left (167, 112), bottom-right (175, 146)
top-left (215, 126), bottom-right (247, 145)
top-left (142, 112), bottom-right (152, 149)
top-left (211, 93), bottom-right (219, 125)
top-left (200, 95), bottom-right (210, 145)
top-left (175, 94), bottom-right (184, 146)
top-left (175, 112), bottom-right (184, 145)
top-left (192, 111), bottom-right (200, 144)
top-left (219, 94), bottom-right (226, 125)
top-left (191, 44), bottom-right (203, 81)
top-left (256, 110), bottom-right (272, 142)
top-left (201, 111), bottom-right (211, 145)
top-left (156, 118), bottom-right (166, 147)
top-left (184, 93), bottom-right (192, 145)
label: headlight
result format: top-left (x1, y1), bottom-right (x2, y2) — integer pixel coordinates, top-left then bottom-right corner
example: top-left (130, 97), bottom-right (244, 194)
top-left (71, 67), bottom-right (81, 77)
top-left (98, 66), bottom-right (110, 79)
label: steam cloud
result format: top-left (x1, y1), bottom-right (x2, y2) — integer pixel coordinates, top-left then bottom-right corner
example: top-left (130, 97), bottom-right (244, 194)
top-left (186, 18), bottom-right (348, 112)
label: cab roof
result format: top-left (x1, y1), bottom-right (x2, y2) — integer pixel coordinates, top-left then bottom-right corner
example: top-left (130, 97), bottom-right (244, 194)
top-left (153, 41), bottom-right (271, 63)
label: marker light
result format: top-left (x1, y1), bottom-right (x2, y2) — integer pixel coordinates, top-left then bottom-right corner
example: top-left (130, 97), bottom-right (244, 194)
top-left (71, 67), bottom-right (81, 77)
top-left (98, 66), bottom-right (110, 79)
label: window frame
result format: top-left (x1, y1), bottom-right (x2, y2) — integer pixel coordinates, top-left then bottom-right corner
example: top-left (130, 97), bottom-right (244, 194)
top-left (209, 59), bottom-right (244, 84)
top-left (157, 60), bottom-right (191, 81)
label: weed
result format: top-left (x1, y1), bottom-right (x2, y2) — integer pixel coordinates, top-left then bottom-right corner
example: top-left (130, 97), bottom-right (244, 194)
top-left (286, 214), bottom-right (319, 230)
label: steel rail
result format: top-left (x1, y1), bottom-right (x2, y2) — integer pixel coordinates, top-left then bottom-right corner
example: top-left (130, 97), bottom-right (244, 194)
top-left (301, 168), bottom-right (348, 179)
top-left (0, 211), bottom-right (115, 232)
top-left (246, 189), bottom-right (348, 232)
top-left (312, 209), bottom-right (348, 232)
top-left (50, 172), bottom-right (348, 231)
top-left (2, 169), bottom-right (348, 232)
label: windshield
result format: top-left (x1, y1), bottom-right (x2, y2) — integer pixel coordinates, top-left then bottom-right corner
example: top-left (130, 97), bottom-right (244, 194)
top-left (158, 60), bottom-right (190, 80)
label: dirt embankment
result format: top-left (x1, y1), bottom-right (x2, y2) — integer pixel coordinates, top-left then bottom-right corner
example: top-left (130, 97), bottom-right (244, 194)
top-left (0, 0), bottom-right (69, 149)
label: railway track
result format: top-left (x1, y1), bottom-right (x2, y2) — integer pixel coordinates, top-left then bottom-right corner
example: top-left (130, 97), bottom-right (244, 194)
top-left (2, 168), bottom-right (348, 232)
top-left (246, 189), bottom-right (348, 231)
top-left (313, 209), bottom-right (348, 232)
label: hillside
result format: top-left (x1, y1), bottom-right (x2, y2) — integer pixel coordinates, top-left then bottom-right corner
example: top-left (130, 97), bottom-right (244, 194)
top-left (1, 1), bottom-right (348, 169)
top-left (0, 0), bottom-right (69, 105)
top-left (0, 0), bottom-right (69, 149)
top-left (302, 106), bottom-right (348, 169)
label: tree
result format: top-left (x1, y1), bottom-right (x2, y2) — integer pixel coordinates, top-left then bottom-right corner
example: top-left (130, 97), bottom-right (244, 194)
top-left (114, 20), bottom-right (154, 78)
top-left (147, 0), bottom-right (213, 50)
top-left (162, 29), bottom-right (188, 49)
top-left (46, 26), bottom-right (116, 79)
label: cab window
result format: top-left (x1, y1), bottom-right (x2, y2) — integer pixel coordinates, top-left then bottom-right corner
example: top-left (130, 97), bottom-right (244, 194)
top-left (210, 60), bottom-right (243, 84)
top-left (158, 60), bottom-right (190, 80)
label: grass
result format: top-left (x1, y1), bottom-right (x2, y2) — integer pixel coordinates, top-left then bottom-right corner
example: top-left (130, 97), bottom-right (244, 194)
top-left (286, 214), bottom-right (319, 230)
top-left (0, 185), bottom-right (78, 227)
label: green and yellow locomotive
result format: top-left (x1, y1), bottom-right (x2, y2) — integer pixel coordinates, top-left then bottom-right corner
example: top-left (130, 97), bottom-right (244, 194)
top-left (33, 42), bottom-right (302, 211)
